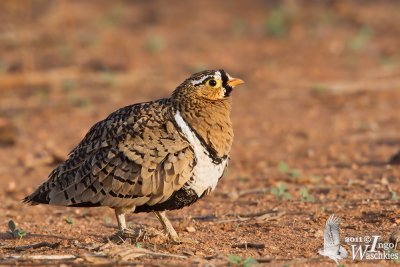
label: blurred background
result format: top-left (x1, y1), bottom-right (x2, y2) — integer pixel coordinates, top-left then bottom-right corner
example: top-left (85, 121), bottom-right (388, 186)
top-left (0, 0), bottom-right (400, 263)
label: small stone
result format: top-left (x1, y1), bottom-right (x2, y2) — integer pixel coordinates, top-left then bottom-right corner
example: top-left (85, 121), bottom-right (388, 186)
top-left (186, 226), bottom-right (196, 233)
top-left (0, 118), bottom-right (17, 146)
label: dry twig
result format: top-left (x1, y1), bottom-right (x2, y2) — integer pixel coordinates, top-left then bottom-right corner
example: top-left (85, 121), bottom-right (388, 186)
top-left (6, 241), bottom-right (60, 252)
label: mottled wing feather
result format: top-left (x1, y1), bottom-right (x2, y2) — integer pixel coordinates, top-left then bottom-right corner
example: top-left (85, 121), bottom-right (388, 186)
top-left (25, 99), bottom-right (196, 209)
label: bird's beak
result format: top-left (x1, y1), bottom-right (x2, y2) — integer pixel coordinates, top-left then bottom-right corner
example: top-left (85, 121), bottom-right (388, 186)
top-left (227, 78), bottom-right (244, 88)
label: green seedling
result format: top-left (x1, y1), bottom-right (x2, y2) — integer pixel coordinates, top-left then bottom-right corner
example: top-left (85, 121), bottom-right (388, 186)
top-left (311, 174), bottom-right (321, 183)
top-left (278, 160), bottom-right (289, 173)
top-left (309, 84), bottom-right (328, 95)
top-left (290, 168), bottom-right (301, 178)
top-left (8, 220), bottom-right (26, 240)
top-left (65, 87), bottom-right (91, 108)
top-left (391, 191), bottom-right (398, 201)
top-left (278, 161), bottom-right (301, 178)
top-left (232, 19), bottom-right (247, 35)
top-left (62, 79), bottom-right (77, 92)
top-left (271, 182), bottom-right (292, 201)
top-left (65, 216), bottom-right (73, 226)
top-left (299, 187), bottom-right (315, 202)
top-left (379, 55), bottom-right (396, 67)
top-left (36, 87), bottom-right (50, 102)
top-left (389, 248), bottom-right (400, 263)
top-left (145, 35), bottom-right (165, 53)
top-left (264, 5), bottom-right (292, 37)
top-left (101, 70), bottom-right (116, 88)
top-left (100, 4), bottom-right (125, 27)
top-left (227, 254), bottom-right (258, 267)
top-left (347, 26), bottom-right (373, 52)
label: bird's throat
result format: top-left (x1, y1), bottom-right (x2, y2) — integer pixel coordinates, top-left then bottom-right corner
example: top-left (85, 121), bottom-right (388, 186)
top-left (175, 98), bottom-right (233, 158)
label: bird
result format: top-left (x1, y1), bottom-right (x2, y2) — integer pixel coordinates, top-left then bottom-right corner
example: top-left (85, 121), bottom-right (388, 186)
top-left (318, 214), bottom-right (348, 265)
top-left (23, 69), bottom-right (244, 242)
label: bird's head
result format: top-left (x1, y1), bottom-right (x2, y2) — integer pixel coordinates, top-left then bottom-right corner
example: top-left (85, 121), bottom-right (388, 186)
top-left (173, 69), bottom-right (244, 101)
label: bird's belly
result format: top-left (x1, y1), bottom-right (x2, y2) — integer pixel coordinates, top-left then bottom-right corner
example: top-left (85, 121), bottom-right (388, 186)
top-left (186, 157), bottom-right (228, 197)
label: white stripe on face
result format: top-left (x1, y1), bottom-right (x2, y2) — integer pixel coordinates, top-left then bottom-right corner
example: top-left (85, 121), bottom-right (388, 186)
top-left (191, 71), bottom-right (222, 86)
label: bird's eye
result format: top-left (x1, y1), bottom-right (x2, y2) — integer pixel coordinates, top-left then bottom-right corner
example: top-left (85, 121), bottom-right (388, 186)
top-left (208, 79), bottom-right (217, 87)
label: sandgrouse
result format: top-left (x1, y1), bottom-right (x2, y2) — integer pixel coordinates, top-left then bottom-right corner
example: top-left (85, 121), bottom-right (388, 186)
top-left (24, 69), bottom-right (244, 242)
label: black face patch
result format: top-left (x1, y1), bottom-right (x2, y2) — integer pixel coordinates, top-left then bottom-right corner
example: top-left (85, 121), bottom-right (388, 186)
top-left (220, 69), bottom-right (233, 97)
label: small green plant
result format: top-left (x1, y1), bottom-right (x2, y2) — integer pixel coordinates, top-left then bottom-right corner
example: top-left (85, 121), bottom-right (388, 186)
top-left (101, 70), bottom-right (117, 88)
top-left (299, 187), bottom-right (315, 202)
top-left (389, 248), bottom-right (400, 263)
top-left (278, 160), bottom-right (289, 173)
top-left (36, 87), bottom-right (50, 102)
top-left (289, 168), bottom-right (301, 178)
top-left (310, 174), bottom-right (321, 183)
top-left (271, 182), bottom-right (292, 201)
top-left (69, 96), bottom-right (90, 108)
top-left (62, 79), bottom-right (77, 92)
top-left (8, 220), bottom-right (26, 239)
top-left (347, 26), bottom-right (373, 52)
top-left (145, 35), bottom-right (165, 53)
top-left (65, 216), bottom-right (73, 225)
top-left (100, 4), bottom-right (125, 27)
top-left (309, 84), bottom-right (328, 95)
top-left (227, 254), bottom-right (258, 267)
top-left (135, 243), bottom-right (142, 248)
top-left (278, 161), bottom-right (301, 178)
top-left (379, 55), bottom-right (395, 67)
top-left (264, 5), bottom-right (293, 37)
top-left (232, 19), bottom-right (247, 35)
top-left (391, 191), bottom-right (398, 201)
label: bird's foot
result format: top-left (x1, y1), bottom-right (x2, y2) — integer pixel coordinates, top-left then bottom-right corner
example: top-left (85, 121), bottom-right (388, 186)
top-left (108, 225), bottom-right (167, 244)
top-left (108, 226), bottom-right (147, 244)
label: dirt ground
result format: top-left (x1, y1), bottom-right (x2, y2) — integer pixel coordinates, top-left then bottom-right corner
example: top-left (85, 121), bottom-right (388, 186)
top-left (1, 1), bottom-right (400, 266)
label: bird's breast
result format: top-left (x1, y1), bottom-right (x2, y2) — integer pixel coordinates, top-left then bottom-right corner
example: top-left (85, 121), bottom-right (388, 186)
top-left (174, 111), bottom-right (228, 197)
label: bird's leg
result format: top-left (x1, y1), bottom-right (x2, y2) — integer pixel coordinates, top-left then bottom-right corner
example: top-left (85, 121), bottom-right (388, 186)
top-left (115, 208), bottom-right (127, 232)
top-left (154, 211), bottom-right (179, 241)
top-left (113, 207), bottom-right (137, 239)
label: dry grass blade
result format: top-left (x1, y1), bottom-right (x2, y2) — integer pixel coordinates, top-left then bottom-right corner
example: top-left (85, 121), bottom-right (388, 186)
top-left (254, 211), bottom-right (286, 222)
top-left (102, 244), bottom-right (187, 260)
top-left (231, 243), bottom-right (265, 249)
top-left (4, 255), bottom-right (77, 260)
top-left (215, 211), bottom-right (285, 224)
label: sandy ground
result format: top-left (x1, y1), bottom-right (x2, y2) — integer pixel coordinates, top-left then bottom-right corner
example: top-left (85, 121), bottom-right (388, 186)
top-left (1, 1), bottom-right (400, 266)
